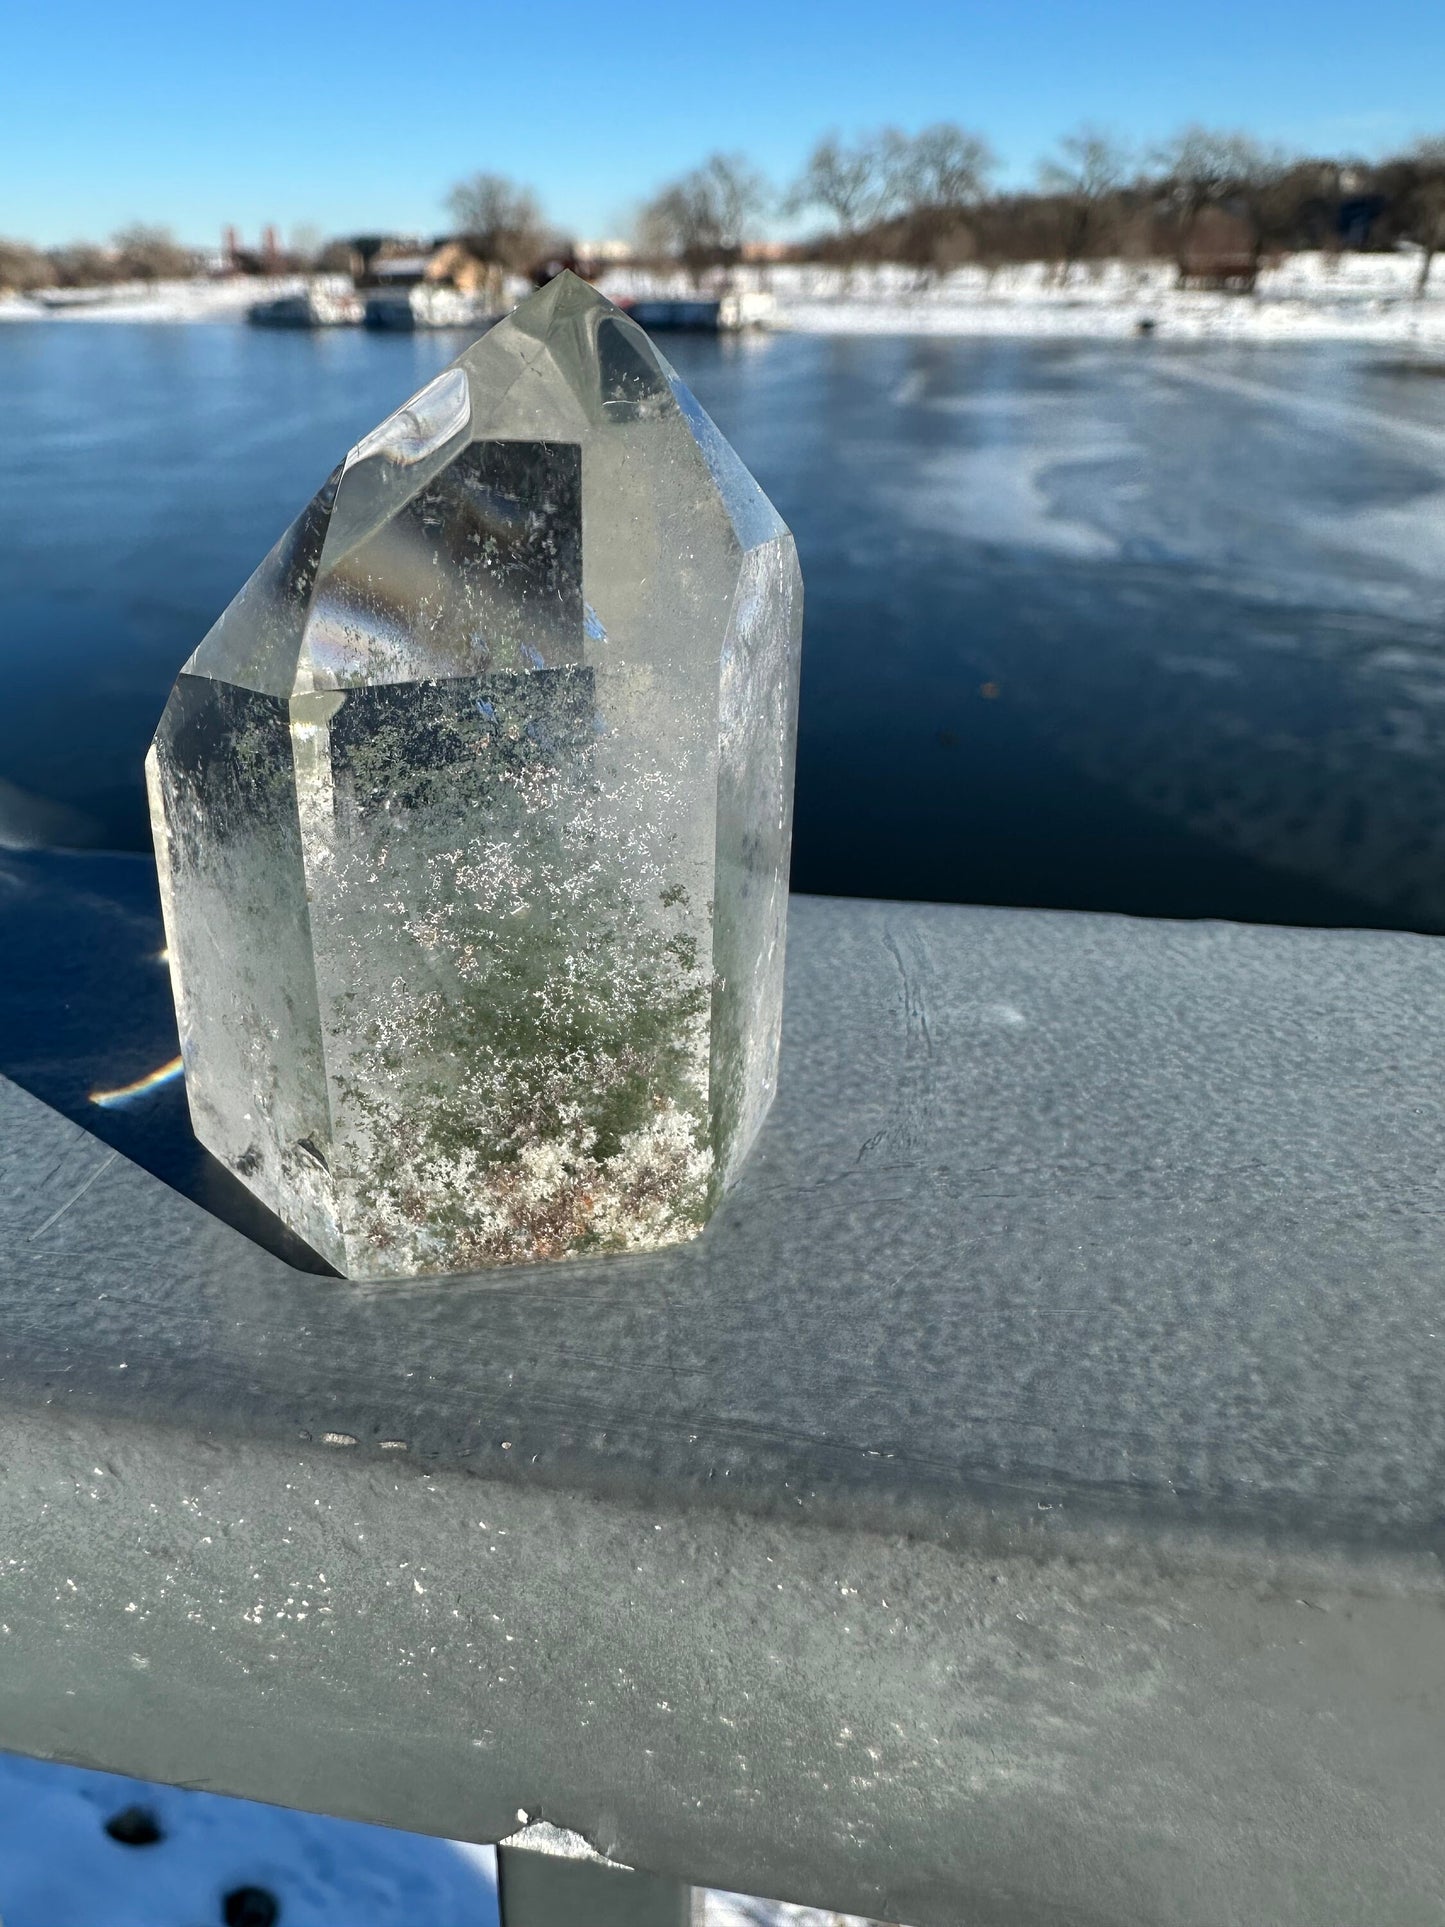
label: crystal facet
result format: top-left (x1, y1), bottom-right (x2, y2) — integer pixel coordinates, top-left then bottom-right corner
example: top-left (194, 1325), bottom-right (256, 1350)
top-left (146, 275), bottom-right (803, 1278)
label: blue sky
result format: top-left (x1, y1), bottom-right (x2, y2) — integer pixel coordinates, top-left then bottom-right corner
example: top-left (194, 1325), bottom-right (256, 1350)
top-left (4, 0), bottom-right (1442, 247)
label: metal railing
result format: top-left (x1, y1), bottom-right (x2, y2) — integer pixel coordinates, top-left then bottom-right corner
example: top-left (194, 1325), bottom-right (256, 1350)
top-left (4, 856), bottom-right (1444, 1924)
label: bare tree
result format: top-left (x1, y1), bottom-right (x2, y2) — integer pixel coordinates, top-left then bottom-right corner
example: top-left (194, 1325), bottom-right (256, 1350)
top-left (112, 224), bottom-right (194, 281)
top-left (46, 242), bottom-right (121, 288)
top-left (883, 123), bottom-right (997, 281)
top-left (1037, 126), bottom-right (1132, 279)
top-left (787, 130), bottom-right (902, 267)
top-left (1397, 138), bottom-right (1445, 295)
top-left (0, 239), bottom-right (55, 293)
top-left (446, 172), bottom-right (546, 271)
top-left (1041, 127), bottom-right (1130, 202)
top-left (1154, 127), bottom-right (1274, 214)
top-left (1152, 126), bottom-right (1286, 280)
top-left (888, 123), bottom-right (996, 211)
top-left (638, 153), bottom-right (770, 284)
top-left (697, 151), bottom-right (770, 261)
top-left (637, 182), bottom-right (693, 254)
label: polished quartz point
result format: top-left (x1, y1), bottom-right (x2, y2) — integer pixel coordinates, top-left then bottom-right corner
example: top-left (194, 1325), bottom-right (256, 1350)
top-left (146, 273), bottom-right (802, 1278)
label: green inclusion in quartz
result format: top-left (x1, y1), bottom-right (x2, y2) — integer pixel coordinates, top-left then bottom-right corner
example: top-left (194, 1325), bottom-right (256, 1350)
top-left (146, 274), bottom-right (802, 1278)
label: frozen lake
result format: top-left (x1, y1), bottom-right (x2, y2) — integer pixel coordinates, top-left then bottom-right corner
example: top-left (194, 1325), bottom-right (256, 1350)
top-left (3, 321), bottom-right (1445, 928)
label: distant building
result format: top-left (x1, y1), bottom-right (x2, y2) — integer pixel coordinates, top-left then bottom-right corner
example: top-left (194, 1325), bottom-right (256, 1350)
top-left (357, 237), bottom-right (493, 294)
top-left (219, 225), bottom-right (284, 275)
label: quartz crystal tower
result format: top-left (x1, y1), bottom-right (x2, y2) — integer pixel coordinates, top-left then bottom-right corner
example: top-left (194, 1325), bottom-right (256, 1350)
top-left (147, 274), bottom-right (802, 1278)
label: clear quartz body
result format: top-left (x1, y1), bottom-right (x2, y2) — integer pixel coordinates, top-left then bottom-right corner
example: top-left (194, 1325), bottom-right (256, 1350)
top-left (146, 275), bottom-right (803, 1278)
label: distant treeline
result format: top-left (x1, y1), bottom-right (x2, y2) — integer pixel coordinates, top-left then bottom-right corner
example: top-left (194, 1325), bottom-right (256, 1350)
top-left (637, 126), bottom-right (1445, 294)
top-left (5, 126), bottom-right (1445, 298)
top-left (0, 224), bottom-right (201, 292)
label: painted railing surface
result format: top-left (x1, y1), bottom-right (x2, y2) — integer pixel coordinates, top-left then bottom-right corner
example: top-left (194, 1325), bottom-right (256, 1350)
top-left (2, 852), bottom-right (1443, 1925)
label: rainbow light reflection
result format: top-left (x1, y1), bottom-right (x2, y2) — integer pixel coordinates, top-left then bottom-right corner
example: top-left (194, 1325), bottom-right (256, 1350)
top-left (90, 1055), bottom-right (184, 1108)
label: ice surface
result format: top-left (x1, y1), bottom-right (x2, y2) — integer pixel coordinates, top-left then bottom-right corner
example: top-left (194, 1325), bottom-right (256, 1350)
top-left (147, 274), bottom-right (802, 1277)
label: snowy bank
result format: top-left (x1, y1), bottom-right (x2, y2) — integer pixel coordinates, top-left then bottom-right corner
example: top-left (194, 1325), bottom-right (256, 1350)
top-left (4, 253), bottom-right (1444, 347)
top-left (0, 276), bottom-right (315, 324)
top-left (603, 253), bottom-right (1445, 347)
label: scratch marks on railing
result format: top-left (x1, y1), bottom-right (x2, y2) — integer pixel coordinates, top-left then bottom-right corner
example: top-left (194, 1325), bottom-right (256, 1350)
top-left (27, 1149), bottom-right (119, 1241)
top-left (885, 929), bottom-right (937, 1070)
top-left (858, 927), bottom-right (940, 1168)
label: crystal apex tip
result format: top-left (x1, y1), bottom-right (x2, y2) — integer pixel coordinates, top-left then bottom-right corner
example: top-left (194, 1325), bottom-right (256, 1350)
top-left (506, 267), bottom-right (626, 339)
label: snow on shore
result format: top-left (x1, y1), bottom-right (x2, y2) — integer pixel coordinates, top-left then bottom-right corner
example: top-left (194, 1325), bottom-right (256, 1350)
top-left (607, 253), bottom-right (1445, 345)
top-left (0, 275), bottom-right (311, 324)
top-left (2, 253), bottom-right (1443, 345)
top-left (769, 255), bottom-right (1445, 344)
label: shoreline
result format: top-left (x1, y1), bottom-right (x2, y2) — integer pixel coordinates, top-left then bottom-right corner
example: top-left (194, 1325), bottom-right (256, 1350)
top-left (3, 254), bottom-right (1445, 348)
